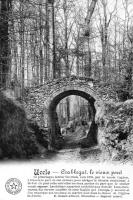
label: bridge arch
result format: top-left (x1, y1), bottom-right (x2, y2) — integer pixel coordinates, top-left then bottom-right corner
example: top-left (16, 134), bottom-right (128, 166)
top-left (42, 82), bottom-right (103, 149)
top-left (47, 89), bottom-right (97, 148)
top-left (24, 77), bottom-right (105, 149)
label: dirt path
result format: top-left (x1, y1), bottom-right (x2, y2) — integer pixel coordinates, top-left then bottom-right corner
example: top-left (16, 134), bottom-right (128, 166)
top-left (40, 128), bottom-right (102, 163)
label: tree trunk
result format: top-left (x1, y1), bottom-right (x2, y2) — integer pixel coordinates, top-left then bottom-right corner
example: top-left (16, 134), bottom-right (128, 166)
top-left (85, 0), bottom-right (98, 36)
top-left (39, 1), bottom-right (44, 84)
top-left (66, 97), bottom-right (70, 123)
top-left (63, 0), bottom-right (69, 77)
top-left (45, 0), bottom-right (49, 79)
top-left (100, 1), bottom-right (108, 82)
top-left (52, 1), bottom-right (57, 78)
top-left (19, 0), bottom-right (25, 99)
top-left (125, 50), bottom-right (133, 96)
top-left (85, 41), bottom-right (92, 77)
top-left (84, 0), bottom-right (98, 78)
top-left (0, 0), bottom-right (11, 89)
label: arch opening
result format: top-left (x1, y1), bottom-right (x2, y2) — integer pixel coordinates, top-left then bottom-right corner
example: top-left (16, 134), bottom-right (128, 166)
top-left (48, 90), bottom-right (98, 149)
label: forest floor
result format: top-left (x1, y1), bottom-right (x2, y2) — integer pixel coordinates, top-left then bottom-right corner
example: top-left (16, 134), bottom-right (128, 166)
top-left (35, 127), bottom-right (102, 163)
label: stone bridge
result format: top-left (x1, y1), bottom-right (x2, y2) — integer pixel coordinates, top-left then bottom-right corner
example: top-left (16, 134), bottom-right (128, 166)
top-left (24, 76), bottom-right (117, 149)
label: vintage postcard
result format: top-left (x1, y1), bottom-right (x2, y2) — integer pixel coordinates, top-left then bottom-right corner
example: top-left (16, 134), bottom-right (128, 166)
top-left (0, 0), bottom-right (133, 199)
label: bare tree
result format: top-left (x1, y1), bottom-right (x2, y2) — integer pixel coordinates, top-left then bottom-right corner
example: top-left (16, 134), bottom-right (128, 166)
top-left (84, 0), bottom-right (98, 77)
top-left (97, 0), bottom-right (117, 81)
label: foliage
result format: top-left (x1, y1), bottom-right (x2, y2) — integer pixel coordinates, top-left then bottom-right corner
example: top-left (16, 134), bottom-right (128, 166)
top-left (97, 99), bottom-right (133, 163)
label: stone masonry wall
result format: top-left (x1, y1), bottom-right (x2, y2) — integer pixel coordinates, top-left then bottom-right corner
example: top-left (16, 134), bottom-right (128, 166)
top-left (23, 76), bottom-right (118, 128)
